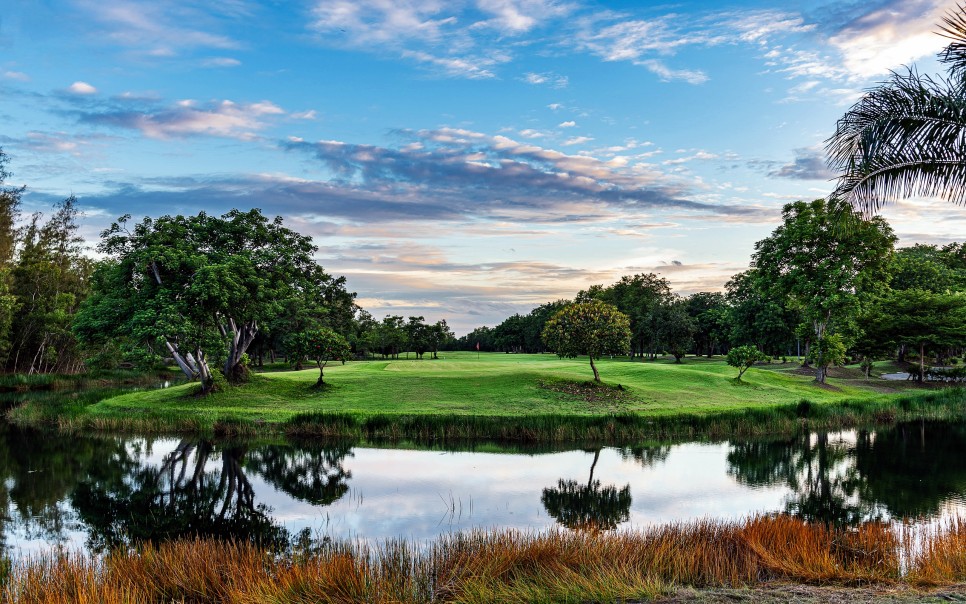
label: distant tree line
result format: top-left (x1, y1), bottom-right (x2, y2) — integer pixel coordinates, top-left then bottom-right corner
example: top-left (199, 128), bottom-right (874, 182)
top-left (460, 198), bottom-right (966, 384)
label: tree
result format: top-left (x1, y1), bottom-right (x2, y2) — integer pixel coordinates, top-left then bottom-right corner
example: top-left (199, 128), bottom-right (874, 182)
top-left (76, 209), bottom-right (352, 393)
top-left (860, 289), bottom-right (966, 381)
top-left (685, 292), bottom-right (730, 357)
top-left (405, 316), bottom-right (429, 359)
top-left (750, 199), bottom-right (895, 383)
top-left (659, 296), bottom-right (695, 363)
top-left (725, 270), bottom-right (798, 358)
top-left (541, 301), bottom-right (631, 382)
top-left (304, 327), bottom-right (351, 387)
top-left (826, 6), bottom-right (966, 212)
top-left (806, 334), bottom-right (847, 381)
top-left (426, 319), bottom-right (454, 359)
top-left (592, 274), bottom-right (672, 360)
top-left (727, 345), bottom-right (769, 380)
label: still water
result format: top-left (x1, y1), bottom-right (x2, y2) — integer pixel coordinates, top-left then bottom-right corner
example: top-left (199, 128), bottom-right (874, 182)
top-left (1, 421), bottom-right (964, 555)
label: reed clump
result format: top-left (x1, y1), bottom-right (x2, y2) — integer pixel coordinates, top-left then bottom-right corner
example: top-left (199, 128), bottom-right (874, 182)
top-left (3, 515), bottom-right (966, 603)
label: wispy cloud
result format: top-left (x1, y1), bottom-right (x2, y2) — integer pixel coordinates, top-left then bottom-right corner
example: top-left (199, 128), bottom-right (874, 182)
top-left (200, 57), bottom-right (241, 68)
top-left (3, 71), bottom-right (29, 82)
top-left (522, 71), bottom-right (569, 87)
top-left (75, 0), bottom-right (243, 59)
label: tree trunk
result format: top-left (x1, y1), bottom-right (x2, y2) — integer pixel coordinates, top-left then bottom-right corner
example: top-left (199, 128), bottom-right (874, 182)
top-left (587, 449), bottom-right (600, 487)
top-left (221, 317), bottom-right (258, 384)
top-left (919, 342), bottom-right (926, 384)
top-left (589, 355), bottom-right (601, 382)
top-left (315, 360), bottom-right (326, 387)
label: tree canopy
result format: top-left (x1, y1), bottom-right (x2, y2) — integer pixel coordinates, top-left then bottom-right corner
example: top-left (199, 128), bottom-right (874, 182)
top-left (75, 209), bottom-right (354, 392)
top-left (541, 301), bottom-right (631, 382)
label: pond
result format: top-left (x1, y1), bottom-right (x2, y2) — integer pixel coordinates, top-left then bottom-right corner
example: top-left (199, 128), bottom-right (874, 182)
top-left (2, 418), bottom-right (965, 556)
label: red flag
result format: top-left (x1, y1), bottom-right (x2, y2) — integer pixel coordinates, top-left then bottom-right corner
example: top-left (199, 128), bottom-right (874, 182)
top-left (476, 342), bottom-right (480, 351)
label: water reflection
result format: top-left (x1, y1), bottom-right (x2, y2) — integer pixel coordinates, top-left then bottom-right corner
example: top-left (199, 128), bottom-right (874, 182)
top-left (0, 421), bottom-right (961, 553)
top-left (726, 422), bottom-right (966, 524)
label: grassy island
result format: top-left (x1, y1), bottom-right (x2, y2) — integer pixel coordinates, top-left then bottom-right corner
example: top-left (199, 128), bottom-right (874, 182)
top-left (9, 353), bottom-right (963, 442)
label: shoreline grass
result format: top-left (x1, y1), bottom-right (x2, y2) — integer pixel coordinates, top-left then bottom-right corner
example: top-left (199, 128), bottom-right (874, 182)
top-left (4, 515), bottom-right (966, 603)
top-left (5, 353), bottom-right (963, 443)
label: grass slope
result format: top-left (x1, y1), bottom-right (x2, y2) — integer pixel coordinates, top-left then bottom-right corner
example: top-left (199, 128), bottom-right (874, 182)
top-left (79, 353), bottom-right (921, 428)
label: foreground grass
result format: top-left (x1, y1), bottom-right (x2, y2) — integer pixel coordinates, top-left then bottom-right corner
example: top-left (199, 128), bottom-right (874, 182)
top-left (8, 353), bottom-right (959, 441)
top-left (5, 515), bottom-right (966, 603)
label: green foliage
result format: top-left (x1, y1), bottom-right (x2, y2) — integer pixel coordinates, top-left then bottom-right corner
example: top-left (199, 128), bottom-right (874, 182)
top-left (660, 297), bottom-right (696, 363)
top-left (807, 334), bottom-right (847, 370)
top-left (750, 199), bottom-right (895, 382)
top-left (542, 301), bottom-right (631, 382)
top-left (727, 345), bottom-right (769, 380)
top-left (75, 209), bottom-right (353, 391)
top-left (303, 327), bottom-right (351, 386)
top-left (827, 5), bottom-right (966, 212)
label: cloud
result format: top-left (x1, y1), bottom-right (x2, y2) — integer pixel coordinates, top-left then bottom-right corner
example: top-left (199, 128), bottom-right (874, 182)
top-left (3, 71), bottom-right (29, 82)
top-left (281, 127), bottom-right (762, 222)
top-left (558, 121), bottom-right (576, 128)
top-left (562, 136), bottom-right (593, 146)
top-left (75, 0), bottom-right (242, 58)
top-left (825, 0), bottom-right (951, 79)
top-left (306, 0), bottom-right (575, 79)
top-left (74, 98), bottom-right (287, 139)
top-left (639, 60), bottom-right (708, 84)
top-left (68, 81), bottom-right (98, 95)
top-left (201, 57), bottom-right (241, 67)
top-left (766, 147), bottom-right (833, 181)
top-left (3, 130), bottom-right (115, 156)
top-left (400, 50), bottom-right (505, 79)
top-left (522, 71), bottom-right (569, 87)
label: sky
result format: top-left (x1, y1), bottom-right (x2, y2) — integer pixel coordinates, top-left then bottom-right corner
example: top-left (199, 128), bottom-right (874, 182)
top-left (1, 0), bottom-right (964, 334)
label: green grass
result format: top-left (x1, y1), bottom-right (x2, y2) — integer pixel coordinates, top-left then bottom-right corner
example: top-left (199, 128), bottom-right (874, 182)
top-left (11, 352), bottom-right (961, 441)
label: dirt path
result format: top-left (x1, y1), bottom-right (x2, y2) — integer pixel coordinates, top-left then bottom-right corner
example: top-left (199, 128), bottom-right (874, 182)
top-left (653, 583), bottom-right (966, 603)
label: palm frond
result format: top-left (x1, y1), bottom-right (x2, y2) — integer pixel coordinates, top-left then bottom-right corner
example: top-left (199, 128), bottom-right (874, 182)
top-left (825, 68), bottom-right (966, 214)
top-left (939, 3), bottom-right (966, 82)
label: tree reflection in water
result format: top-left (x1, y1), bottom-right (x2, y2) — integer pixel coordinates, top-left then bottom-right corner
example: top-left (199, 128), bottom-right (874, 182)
top-left (727, 422), bottom-right (966, 524)
top-left (71, 438), bottom-right (352, 551)
top-left (541, 446), bottom-right (667, 532)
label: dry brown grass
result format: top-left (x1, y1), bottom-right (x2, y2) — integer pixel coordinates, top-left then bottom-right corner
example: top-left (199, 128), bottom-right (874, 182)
top-left (3, 515), bottom-right (965, 603)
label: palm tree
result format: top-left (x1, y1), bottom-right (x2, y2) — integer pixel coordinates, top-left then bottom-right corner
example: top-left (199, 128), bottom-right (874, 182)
top-left (826, 5), bottom-right (966, 214)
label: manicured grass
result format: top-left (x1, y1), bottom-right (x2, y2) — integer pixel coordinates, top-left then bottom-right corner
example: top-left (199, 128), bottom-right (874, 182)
top-left (10, 352), bottom-right (959, 440)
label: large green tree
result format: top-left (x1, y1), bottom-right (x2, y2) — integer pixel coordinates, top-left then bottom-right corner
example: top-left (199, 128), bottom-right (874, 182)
top-left (75, 209), bottom-right (352, 393)
top-left (751, 199), bottom-right (895, 383)
top-left (541, 300), bottom-right (631, 382)
top-left (826, 6), bottom-right (966, 212)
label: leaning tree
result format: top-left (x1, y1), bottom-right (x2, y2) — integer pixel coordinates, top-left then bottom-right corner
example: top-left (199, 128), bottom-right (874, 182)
top-left (75, 208), bottom-right (353, 393)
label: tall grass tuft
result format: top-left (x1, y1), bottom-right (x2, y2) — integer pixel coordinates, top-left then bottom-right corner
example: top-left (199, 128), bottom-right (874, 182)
top-left (5, 515), bottom-right (966, 603)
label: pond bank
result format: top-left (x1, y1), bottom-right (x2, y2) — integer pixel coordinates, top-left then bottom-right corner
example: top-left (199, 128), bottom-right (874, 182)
top-left (4, 354), bottom-right (961, 443)
top-left (4, 515), bottom-right (966, 603)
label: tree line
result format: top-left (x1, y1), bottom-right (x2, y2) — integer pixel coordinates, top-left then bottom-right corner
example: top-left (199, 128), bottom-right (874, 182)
top-left (460, 198), bottom-right (966, 384)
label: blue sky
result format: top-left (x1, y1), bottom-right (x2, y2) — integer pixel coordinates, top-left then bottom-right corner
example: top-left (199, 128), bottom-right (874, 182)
top-left (1, 0), bottom-right (962, 333)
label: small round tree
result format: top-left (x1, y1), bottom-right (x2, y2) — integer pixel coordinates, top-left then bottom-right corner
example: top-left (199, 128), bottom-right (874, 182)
top-left (305, 327), bottom-right (352, 387)
top-left (727, 345), bottom-right (769, 381)
top-left (541, 301), bottom-right (631, 382)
